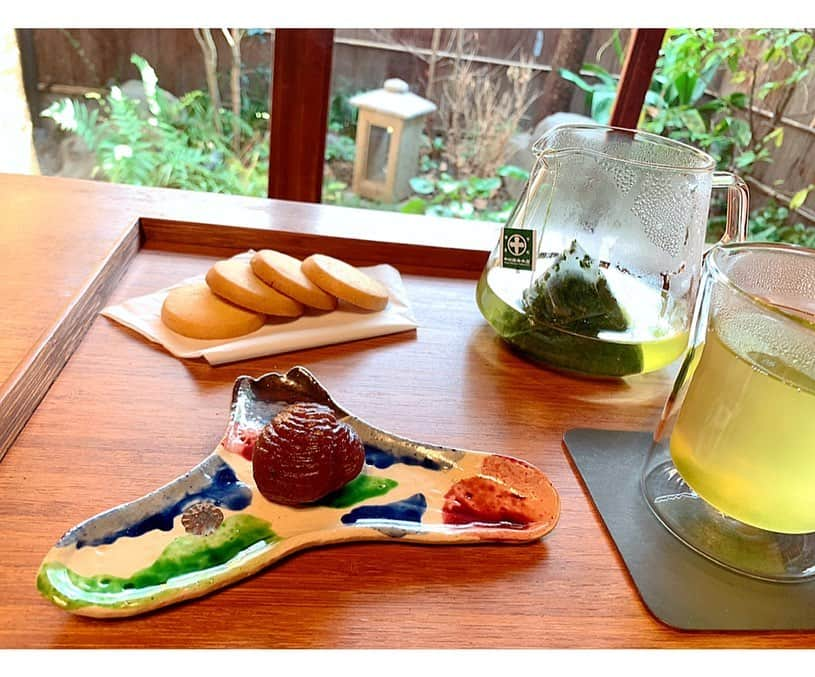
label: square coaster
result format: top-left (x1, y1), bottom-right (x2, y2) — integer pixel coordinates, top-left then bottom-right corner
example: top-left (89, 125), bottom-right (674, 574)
top-left (563, 428), bottom-right (815, 630)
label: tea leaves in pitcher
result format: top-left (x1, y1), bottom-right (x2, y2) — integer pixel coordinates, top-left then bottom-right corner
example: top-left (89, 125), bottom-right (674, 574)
top-left (477, 240), bottom-right (688, 378)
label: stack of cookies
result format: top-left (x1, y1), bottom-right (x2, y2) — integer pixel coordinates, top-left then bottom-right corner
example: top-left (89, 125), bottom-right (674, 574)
top-left (160, 251), bottom-right (390, 340)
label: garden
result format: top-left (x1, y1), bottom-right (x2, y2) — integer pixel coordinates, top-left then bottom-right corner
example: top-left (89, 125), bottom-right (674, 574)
top-left (39, 28), bottom-right (815, 246)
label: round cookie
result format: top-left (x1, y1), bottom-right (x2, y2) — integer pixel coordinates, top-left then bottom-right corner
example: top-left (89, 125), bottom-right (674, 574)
top-left (205, 259), bottom-right (304, 317)
top-left (250, 250), bottom-right (337, 311)
top-left (161, 282), bottom-right (266, 340)
top-left (301, 254), bottom-right (390, 312)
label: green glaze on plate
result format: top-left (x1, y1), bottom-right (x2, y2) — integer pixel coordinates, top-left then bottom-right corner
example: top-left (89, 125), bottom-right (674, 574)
top-left (318, 475), bottom-right (399, 509)
top-left (38, 514), bottom-right (279, 611)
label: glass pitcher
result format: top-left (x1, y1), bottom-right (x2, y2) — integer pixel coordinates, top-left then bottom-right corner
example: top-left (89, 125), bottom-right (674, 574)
top-left (642, 242), bottom-right (815, 581)
top-left (476, 123), bottom-right (749, 378)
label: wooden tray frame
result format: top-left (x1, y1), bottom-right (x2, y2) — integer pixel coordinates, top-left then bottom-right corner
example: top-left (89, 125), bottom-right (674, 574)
top-left (0, 217), bottom-right (491, 460)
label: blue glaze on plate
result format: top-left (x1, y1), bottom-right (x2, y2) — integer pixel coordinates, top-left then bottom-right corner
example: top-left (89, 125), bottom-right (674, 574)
top-left (364, 445), bottom-right (445, 471)
top-left (57, 458), bottom-right (252, 549)
top-left (340, 493), bottom-right (427, 525)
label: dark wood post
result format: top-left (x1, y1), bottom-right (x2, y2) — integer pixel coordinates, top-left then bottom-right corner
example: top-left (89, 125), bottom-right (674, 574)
top-left (268, 29), bottom-right (334, 202)
top-left (532, 28), bottom-right (594, 122)
top-left (609, 28), bottom-right (665, 129)
top-left (15, 29), bottom-right (41, 123)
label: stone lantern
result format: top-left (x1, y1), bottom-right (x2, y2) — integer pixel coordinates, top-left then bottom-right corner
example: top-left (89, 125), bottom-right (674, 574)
top-left (349, 78), bottom-right (437, 203)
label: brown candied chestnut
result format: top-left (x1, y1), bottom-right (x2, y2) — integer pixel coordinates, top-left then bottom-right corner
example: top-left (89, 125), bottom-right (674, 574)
top-left (252, 402), bottom-right (365, 505)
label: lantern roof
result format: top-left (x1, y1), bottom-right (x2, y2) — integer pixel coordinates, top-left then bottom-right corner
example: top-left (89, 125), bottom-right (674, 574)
top-left (350, 78), bottom-right (437, 120)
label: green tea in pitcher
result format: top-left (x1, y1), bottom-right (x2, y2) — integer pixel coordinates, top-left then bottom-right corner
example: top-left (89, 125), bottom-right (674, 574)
top-left (670, 318), bottom-right (815, 534)
top-left (476, 240), bottom-right (689, 378)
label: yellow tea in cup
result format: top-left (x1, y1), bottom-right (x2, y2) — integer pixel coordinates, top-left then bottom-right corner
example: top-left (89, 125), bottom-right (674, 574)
top-left (643, 243), bottom-right (815, 581)
top-left (670, 313), bottom-right (815, 534)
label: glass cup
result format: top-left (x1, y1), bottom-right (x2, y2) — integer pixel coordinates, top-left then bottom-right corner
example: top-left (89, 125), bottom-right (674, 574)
top-left (642, 242), bottom-right (815, 581)
top-left (476, 123), bottom-right (749, 378)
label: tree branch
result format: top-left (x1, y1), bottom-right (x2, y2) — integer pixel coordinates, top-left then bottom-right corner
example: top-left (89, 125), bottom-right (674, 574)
top-left (222, 28), bottom-right (245, 153)
top-left (192, 28), bottom-right (222, 134)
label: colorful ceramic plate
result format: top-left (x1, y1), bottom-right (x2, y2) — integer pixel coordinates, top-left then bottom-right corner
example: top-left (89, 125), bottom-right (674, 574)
top-left (37, 366), bottom-right (560, 618)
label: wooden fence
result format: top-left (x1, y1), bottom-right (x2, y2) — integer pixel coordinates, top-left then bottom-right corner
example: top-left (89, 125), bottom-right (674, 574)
top-left (27, 28), bottom-right (626, 88)
top-left (26, 28), bottom-right (625, 119)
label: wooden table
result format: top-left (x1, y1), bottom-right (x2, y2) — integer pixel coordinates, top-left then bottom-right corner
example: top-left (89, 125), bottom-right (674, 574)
top-left (0, 173), bottom-right (810, 648)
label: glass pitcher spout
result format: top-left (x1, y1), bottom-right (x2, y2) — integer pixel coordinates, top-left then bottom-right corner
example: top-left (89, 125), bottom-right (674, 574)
top-left (530, 123), bottom-right (717, 172)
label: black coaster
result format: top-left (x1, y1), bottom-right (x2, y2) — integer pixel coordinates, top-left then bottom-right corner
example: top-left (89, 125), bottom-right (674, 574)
top-left (563, 428), bottom-right (815, 631)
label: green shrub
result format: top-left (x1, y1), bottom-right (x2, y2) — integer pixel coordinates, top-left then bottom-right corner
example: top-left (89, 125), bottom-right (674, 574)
top-left (748, 201), bottom-right (815, 248)
top-left (325, 134), bottom-right (356, 162)
top-left (560, 28), bottom-right (815, 246)
top-left (327, 90), bottom-right (360, 138)
top-left (42, 54), bottom-right (269, 196)
top-left (400, 165), bottom-right (527, 222)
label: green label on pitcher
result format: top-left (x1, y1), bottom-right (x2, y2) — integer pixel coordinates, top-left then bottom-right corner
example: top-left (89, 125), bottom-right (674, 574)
top-left (500, 228), bottom-right (536, 271)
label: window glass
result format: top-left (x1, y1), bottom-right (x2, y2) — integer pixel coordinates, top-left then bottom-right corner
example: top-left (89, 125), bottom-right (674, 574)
top-left (12, 28), bottom-right (274, 196)
top-left (323, 28), bottom-right (629, 222)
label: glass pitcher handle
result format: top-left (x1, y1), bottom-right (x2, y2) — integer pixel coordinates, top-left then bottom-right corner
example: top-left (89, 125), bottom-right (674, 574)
top-left (655, 173), bottom-right (748, 440)
top-left (712, 171), bottom-right (749, 242)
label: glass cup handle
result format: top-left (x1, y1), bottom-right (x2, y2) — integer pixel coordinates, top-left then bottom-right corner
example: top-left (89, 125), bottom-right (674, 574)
top-left (712, 171), bottom-right (750, 242)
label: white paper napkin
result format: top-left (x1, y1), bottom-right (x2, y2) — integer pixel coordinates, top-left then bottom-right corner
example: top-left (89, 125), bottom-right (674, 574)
top-left (101, 251), bottom-right (419, 365)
